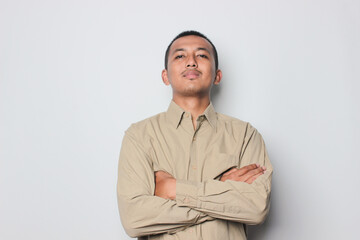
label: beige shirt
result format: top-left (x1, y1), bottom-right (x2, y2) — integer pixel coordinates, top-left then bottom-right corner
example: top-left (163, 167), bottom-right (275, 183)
top-left (117, 101), bottom-right (272, 240)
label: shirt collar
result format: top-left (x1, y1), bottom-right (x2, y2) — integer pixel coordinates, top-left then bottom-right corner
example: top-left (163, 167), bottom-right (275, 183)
top-left (166, 100), bottom-right (217, 130)
top-left (203, 102), bottom-right (217, 130)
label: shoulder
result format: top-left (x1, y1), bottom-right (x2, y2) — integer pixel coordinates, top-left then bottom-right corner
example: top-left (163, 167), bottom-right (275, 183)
top-left (125, 112), bottom-right (166, 139)
top-left (217, 112), bottom-right (247, 125)
top-left (216, 112), bottom-right (259, 139)
top-left (217, 112), bottom-right (256, 130)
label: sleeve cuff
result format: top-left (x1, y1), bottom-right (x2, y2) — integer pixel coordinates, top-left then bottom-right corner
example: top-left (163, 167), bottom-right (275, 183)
top-left (176, 179), bottom-right (202, 208)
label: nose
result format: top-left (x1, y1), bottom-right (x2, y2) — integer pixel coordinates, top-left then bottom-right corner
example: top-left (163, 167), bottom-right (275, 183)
top-left (186, 55), bottom-right (197, 68)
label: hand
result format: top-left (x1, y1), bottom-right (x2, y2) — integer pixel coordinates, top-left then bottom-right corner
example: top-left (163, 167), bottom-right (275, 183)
top-left (154, 171), bottom-right (176, 200)
top-left (220, 164), bottom-right (266, 184)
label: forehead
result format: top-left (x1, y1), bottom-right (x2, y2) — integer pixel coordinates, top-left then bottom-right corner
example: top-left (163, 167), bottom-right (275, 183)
top-left (170, 35), bottom-right (213, 54)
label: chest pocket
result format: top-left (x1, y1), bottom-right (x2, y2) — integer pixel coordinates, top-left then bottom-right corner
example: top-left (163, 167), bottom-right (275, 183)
top-left (202, 153), bottom-right (239, 180)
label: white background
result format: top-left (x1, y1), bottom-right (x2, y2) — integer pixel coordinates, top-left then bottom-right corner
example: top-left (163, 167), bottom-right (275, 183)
top-left (1, 0), bottom-right (359, 239)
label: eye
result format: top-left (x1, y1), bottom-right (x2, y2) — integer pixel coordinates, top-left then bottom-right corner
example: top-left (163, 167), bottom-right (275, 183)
top-left (198, 54), bottom-right (208, 59)
top-left (175, 55), bottom-right (184, 59)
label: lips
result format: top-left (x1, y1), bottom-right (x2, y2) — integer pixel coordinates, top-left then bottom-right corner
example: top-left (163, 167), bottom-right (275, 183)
top-left (183, 70), bottom-right (201, 79)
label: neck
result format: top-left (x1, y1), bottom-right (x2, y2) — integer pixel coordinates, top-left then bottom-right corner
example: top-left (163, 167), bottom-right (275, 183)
top-left (172, 95), bottom-right (210, 123)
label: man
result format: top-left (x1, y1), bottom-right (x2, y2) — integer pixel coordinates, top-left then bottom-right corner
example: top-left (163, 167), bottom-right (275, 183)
top-left (117, 30), bottom-right (272, 240)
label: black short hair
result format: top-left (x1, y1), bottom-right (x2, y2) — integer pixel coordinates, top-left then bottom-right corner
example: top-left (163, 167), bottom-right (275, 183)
top-left (164, 30), bottom-right (218, 70)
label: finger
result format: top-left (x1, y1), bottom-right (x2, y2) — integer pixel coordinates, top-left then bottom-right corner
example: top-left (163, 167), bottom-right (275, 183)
top-left (236, 164), bottom-right (259, 176)
top-left (245, 171), bottom-right (264, 184)
top-left (223, 167), bottom-right (238, 176)
top-left (240, 167), bottom-right (264, 182)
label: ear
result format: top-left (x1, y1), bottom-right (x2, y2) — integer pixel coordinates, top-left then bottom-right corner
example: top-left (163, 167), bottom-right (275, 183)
top-left (162, 69), bottom-right (170, 86)
top-left (213, 69), bottom-right (222, 85)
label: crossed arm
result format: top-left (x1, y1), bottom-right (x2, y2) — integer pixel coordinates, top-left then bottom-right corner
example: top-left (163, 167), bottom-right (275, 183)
top-left (117, 128), bottom-right (272, 238)
top-left (155, 164), bottom-right (267, 200)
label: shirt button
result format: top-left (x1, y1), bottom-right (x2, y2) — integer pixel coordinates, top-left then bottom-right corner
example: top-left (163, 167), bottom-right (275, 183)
top-left (193, 136), bottom-right (196, 141)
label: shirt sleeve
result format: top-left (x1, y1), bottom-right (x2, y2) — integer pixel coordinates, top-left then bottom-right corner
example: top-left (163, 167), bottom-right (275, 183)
top-left (175, 126), bottom-right (273, 225)
top-left (117, 131), bottom-right (214, 238)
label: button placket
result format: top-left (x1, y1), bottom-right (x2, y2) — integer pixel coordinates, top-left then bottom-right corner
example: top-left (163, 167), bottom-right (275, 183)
top-left (188, 118), bottom-right (204, 181)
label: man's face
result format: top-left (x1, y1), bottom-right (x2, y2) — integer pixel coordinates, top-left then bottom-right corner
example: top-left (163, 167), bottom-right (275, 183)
top-left (162, 35), bottom-right (222, 98)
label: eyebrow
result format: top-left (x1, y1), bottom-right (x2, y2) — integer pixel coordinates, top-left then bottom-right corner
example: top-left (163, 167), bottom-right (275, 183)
top-left (172, 47), bottom-right (211, 55)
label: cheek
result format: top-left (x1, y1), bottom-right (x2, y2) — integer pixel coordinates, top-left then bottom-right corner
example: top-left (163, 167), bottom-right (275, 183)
top-left (202, 63), bottom-right (215, 77)
top-left (167, 70), bottom-right (181, 84)
top-left (168, 63), bottom-right (181, 73)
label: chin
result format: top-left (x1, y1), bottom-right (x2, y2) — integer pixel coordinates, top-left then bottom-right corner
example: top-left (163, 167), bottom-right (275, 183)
top-left (180, 87), bottom-right (209, 97)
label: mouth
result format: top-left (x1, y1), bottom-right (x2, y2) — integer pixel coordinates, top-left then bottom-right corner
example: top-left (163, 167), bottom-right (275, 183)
top-left (183, 70), bottom-right (201, 79)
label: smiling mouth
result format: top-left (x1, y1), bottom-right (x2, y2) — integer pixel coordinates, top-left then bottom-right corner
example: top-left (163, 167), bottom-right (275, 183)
top-left (183, 70), bottom-right (201, 79)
